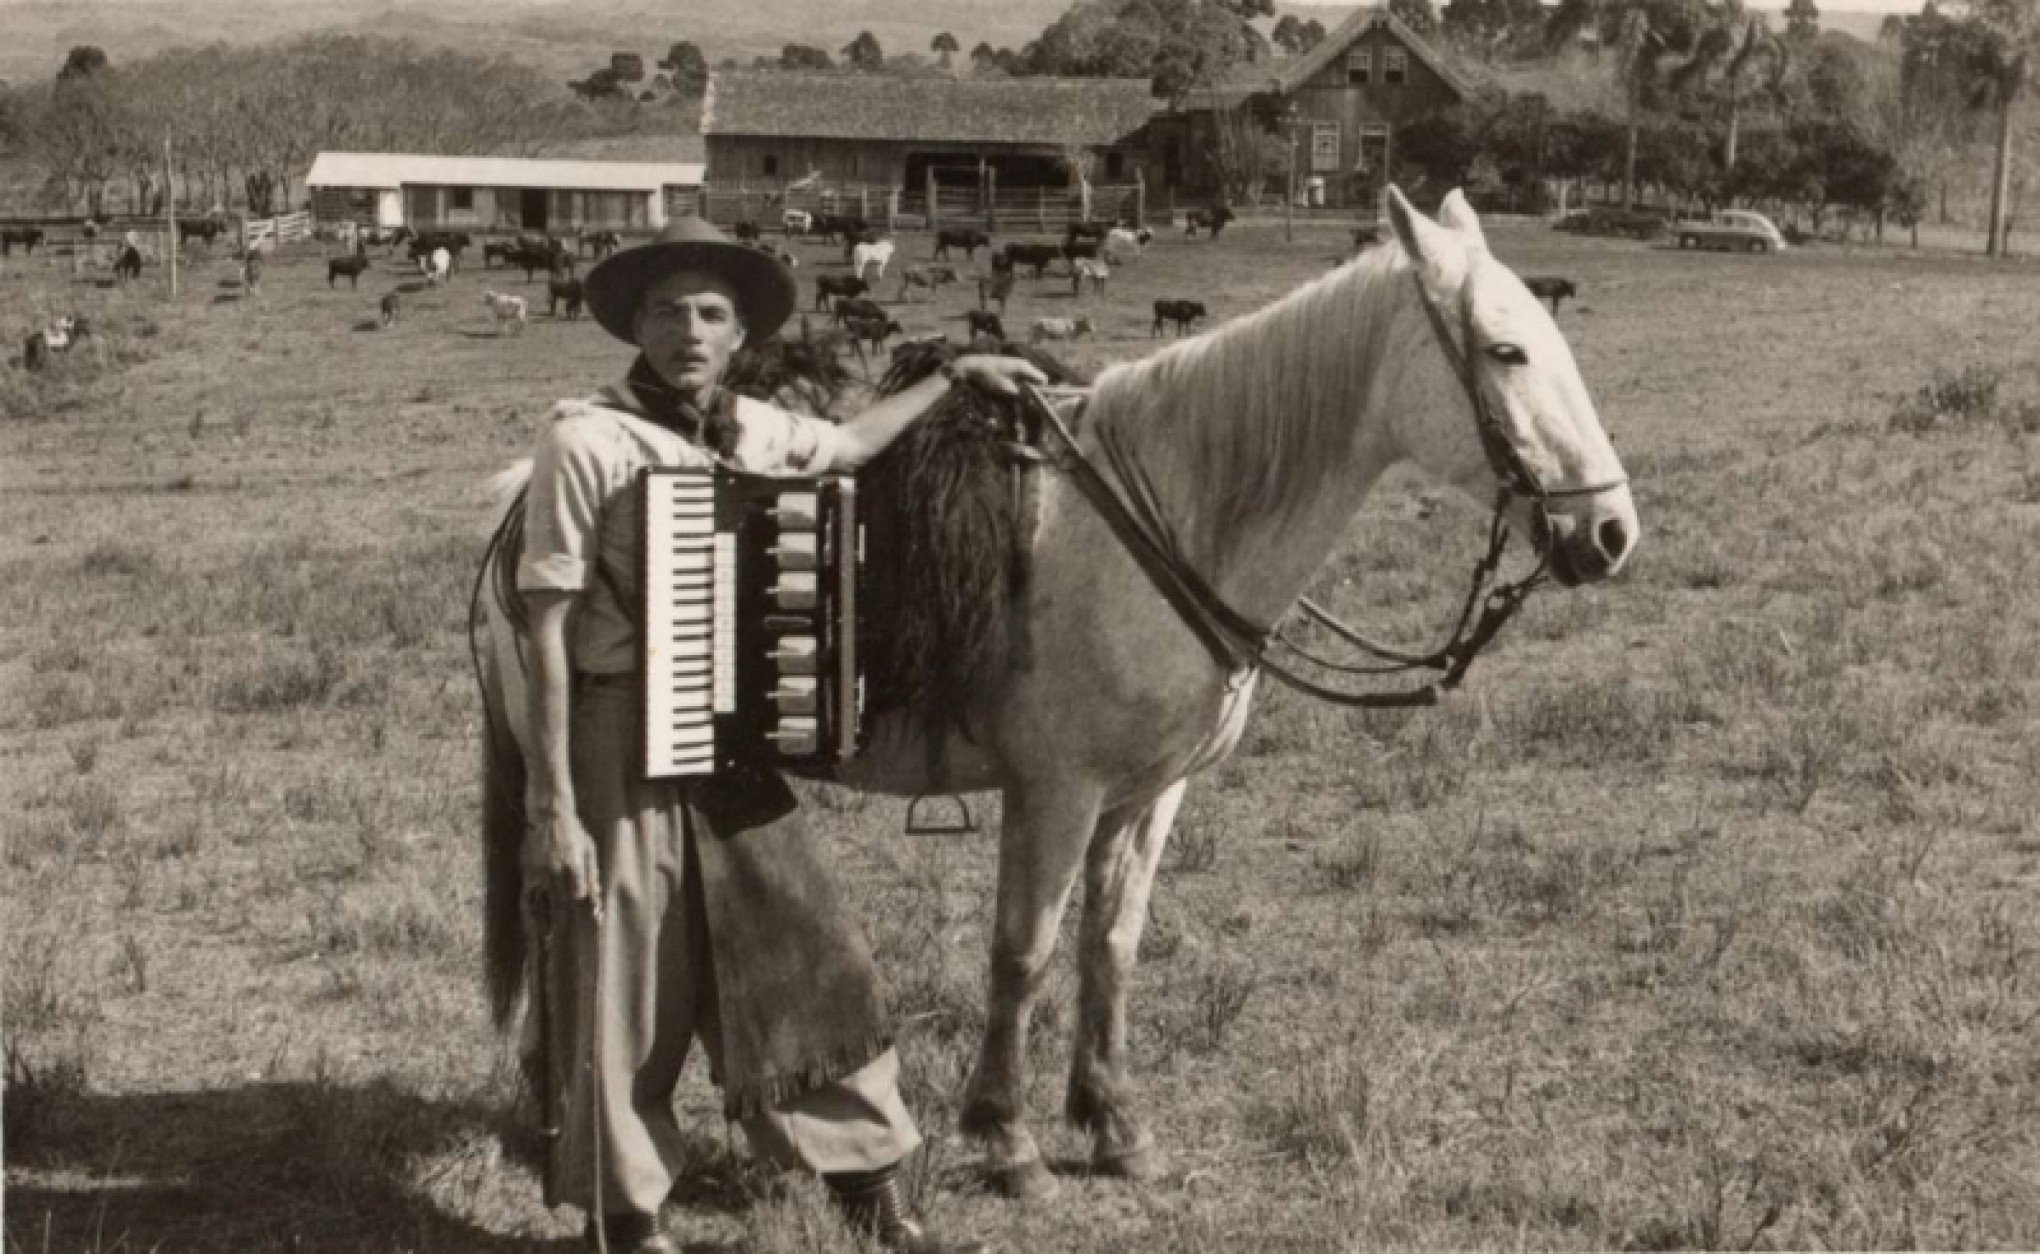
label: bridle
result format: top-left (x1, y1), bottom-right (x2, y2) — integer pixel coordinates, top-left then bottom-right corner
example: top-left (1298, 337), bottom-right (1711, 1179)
top-left (1030, 257), bottom-right (1627, 709)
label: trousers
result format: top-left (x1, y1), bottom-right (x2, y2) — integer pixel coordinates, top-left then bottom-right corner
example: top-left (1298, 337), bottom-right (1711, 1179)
top-left (536, 683), bottom-right (921, 1216)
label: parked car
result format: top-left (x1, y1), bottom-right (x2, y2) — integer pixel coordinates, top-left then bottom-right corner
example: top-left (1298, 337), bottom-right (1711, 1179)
top-left (1673, 210), bottom-right (1788, 253)
top-left (1553, 205), bottom-right (1671, 240)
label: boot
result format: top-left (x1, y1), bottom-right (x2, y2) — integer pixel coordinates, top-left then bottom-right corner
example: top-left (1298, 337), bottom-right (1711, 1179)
top-left (824, 1163), bottom-right (988, 1254)
top-left (584, 1209), bottom-right (676, 1254)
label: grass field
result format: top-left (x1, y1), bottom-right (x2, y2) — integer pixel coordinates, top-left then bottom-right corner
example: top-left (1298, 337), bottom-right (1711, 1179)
top-left (4, 212), bottom-right (2038, 1253)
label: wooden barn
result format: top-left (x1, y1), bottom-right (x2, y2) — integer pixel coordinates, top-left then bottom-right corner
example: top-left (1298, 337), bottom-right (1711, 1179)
top-left (700, 72), bottom-right (1165, 229)
top-left (1163, 7), bottom-right (1470, 211)
top-left (303, 152), bottom-right (707, 234)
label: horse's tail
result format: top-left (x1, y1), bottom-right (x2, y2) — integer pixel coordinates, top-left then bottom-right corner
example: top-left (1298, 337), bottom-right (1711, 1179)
top-left (473, 466), bottom-right (533, 1029)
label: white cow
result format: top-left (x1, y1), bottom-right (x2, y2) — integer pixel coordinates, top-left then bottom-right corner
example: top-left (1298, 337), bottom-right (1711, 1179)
top-left (782, 208), bottom-right (814, 235)
top-left (482, 290), bottom-right (527, 334)
top-left (1104, 227), bottom-right (1150, 262)
top-left (420, 246), bottom-right (452, 286)
top-left (1029, 315), bottom-right (1094, 343)
top-left (1070, 258), bottom-right (1110, 297)
top-left (851, 238), bottom-right (896, 282)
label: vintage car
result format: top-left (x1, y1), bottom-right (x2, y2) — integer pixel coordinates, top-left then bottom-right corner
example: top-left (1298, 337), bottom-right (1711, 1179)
top-left (1672, 210), bottom-right (1789, 253)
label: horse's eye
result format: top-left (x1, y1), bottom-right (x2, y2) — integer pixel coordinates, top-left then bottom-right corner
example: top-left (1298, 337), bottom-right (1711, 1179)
top-left (1486, 343), bottom-right (1528, 367)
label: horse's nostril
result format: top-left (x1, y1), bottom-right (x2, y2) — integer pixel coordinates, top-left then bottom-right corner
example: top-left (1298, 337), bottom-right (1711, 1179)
top-left (1597, 517), bottom-right (1630, 563)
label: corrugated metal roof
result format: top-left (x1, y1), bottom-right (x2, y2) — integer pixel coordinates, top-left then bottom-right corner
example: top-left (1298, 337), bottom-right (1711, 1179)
top-left (701, 72), bottom-right (1160, 146)
top-left (304, 152), bottom-right (706, 191)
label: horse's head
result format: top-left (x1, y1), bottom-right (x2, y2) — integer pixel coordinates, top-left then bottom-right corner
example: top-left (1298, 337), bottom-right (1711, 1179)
top-left (1385, 187), bottom-right (1638, 586)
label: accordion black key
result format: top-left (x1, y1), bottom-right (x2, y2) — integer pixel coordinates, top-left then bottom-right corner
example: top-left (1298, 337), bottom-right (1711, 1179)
top-left (638, 466), bottom-right (863, 779)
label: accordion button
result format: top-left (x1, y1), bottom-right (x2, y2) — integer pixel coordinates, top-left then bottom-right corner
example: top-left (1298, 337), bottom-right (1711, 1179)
top-left (768, 717), bottom-right (819, 757)
top-left (770, 636), bottom-right (818, 675)
top-left (770, 573), bottom-right (818, 610)
top-left (771, 678), bottom-right (818, 714)
top-left (771, 534), bottom-right (818, 571)
top-left (771, 493), bottom-right (819, 528)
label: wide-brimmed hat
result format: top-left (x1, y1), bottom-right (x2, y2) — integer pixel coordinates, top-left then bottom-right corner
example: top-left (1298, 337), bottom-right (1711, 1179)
top-left (585, 215), bottom-right (797, 345)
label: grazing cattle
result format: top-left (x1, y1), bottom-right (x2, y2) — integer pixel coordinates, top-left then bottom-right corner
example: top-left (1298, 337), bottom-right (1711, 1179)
top-left (379, 290), bottom-right (401, 328)
top-left (1103, 227), bottom-right (1149, 262)
top-left (744, 239), bottom-right (799, 268)
top-left (850, 237), bottom-right (896, 282)
top-left (814, 274), bottom-right (868, 311)
top-left (1061, 240), bottom-right (1101, 267)
top-left (966, 310), bottom-right (1005, 341)
top-left (22, 316), bottom-right (87, 371)
top-left (1523, 275), bottom-right (1579, 315)
top-left (420, 246), bottom-right (452, 286)
top-left (1065, 221), bottom-right (1111, 245)
top-left (177, 218), bottom-right (225, 248)
top-left (1184, 205), bottom-right (1234, 238)
top-left (113, 243), bottom-right (144, 284)
top-left (732, 220), bottom-right (762, 243)
top-left (988, 248), bottom-right (1016, 276)
top-left (409, 233), bottom-right (469, 270)
top-left (978, 270), bottom-right (1016, 315)
top-left (934, 228), bottom-right (991, 260)
top-left (483, 290), bottom-right (528, 334)
top-left (548, 276), bottom-right (584, 320)
top-left (897, 263), bottom-right (959, 302)
top-left (328, 254), bottom-right (372, 289)
top-left (842, 313), bottom-right (903, 362)
top-left (833, 296), bottom-right (886, 327)
top-left (482, 240), bottom-right (520, 268)
top-left (1152, 298), bottom-right (1207, 337)
top-left (812, 213), bottom-right (869, 244)
top-left (1002, 243), bottom-right (1061, 279)
top-left (578, 229), bottom-right (622, 260)
top-left (1070, 258), bottom-right (1109, 296)
top-left (782, 209), bottom-right (813, 235)
top-left (2, 226), bottom-right (47, 256)
top-left (1029, 315), bottom-right (1093, 343)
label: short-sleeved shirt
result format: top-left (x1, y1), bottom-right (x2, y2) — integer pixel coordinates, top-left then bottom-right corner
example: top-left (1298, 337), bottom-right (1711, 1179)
top-left (516, 381), bottom-right (849, 677)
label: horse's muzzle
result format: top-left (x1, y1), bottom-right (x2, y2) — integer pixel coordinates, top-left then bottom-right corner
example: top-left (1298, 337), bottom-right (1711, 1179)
top-left (1544, 490), bottom-right (1638, 587)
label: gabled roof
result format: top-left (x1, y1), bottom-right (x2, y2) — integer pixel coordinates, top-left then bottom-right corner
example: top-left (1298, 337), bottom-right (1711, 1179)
top-left (1273, 6), bottom-right (1472, 99)
top-left (304, 152), bottom-right (706, 191)
top-left (701, 72), bottom-right (1159, 146)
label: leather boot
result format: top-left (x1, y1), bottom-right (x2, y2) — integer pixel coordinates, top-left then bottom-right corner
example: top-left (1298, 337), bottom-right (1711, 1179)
top-left (824, 1163), bottom-right (988, 1254)
top-left (584, 1209), bottom-right (676, 1254)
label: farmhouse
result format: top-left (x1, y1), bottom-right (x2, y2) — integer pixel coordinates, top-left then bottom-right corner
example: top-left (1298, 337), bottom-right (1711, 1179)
top-left (1164, 7), bottom-right (1469, 211)
top-left (304, 151), bottom-right (708, 234)
top-left (701, 71), bottom-right (1164, 228)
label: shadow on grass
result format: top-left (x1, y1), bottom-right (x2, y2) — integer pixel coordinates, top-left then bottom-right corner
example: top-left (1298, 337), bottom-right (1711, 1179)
top-left (4, 1078), bottom-right (558, 1252)
top-left (210, 292), bottom-right (241, 305)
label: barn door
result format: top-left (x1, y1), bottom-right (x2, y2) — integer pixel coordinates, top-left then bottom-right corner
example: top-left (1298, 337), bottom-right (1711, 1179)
top-left (521, 188), bottom-right (549, 231)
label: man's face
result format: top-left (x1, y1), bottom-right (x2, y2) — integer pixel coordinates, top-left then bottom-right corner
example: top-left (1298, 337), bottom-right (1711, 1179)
top-left (635, 271), bottom-right (746, 397)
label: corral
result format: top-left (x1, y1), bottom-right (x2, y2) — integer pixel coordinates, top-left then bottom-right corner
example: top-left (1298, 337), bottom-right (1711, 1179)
top-left (3, 215), bottom-right (2038, 1252)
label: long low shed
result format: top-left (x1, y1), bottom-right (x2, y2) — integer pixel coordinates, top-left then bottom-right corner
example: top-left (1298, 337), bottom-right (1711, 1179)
top-left (304, 153), bottom-right (707, 233)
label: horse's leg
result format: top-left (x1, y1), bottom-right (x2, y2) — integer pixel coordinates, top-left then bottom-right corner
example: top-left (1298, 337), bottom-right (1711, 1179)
top-left (959, 778), bottom-right (1106, 1199)
top-left (1067, 779), bottom-right (1185, 1182)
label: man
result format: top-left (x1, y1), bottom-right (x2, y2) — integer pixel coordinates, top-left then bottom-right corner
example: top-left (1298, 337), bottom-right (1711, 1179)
top-left (517, 216), bottom-right (1041, 1254)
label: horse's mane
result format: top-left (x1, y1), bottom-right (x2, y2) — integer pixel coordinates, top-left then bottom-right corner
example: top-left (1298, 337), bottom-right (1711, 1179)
top-left (857, 339), bottom-right (1090, 744)
top-left (1085, 245), bottom-right (1408, 566)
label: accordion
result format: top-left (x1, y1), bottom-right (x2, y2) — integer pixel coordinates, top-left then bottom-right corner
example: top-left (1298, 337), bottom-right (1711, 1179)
top-left (638, 466), bottom-right (864, 779)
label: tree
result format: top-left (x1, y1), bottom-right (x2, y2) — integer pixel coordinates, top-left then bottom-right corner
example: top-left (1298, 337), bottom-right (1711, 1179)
top-left (1205, 102), bottom-right (1289, 203)
top-left (659, 41), bottom-right (709, 96)
top-left (932, 32), bottom-right (961, 69)
top-left (610, 52), bottom-right (645, 83)
top-left (1270, 15), bottom-right (1328, 53)
top-left (570, 67), bottom-right (628, 99)
top-left (1784, 0), bottom-right (1819, 43)
top-left (1390, 0), bottom-right (1440, 38)
top-left (1020, 0), bottom-right (1276, 103)
top-left (1670, 10), bottom-right (1789, 172)
top-left (843, 31), bottom-right (885, 72)
top-left (781, 44), bottom-right (834, 71)
top-left (58, 46), bottom-right (110, 81)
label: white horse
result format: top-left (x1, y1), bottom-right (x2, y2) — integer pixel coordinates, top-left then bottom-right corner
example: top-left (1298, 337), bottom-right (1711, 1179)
top-left (475, 188), bottom-right (1638, 1200)
top-left (482, 290), bottom-right (527, 334)
top-left (851, 237), bottom-right (896, 282)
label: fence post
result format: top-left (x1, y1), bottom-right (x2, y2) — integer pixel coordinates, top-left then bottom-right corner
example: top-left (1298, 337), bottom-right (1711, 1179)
top-left (986, 167), bottom-right (997, 232)
top-left (859, 188), bottom-right (869, 223)
top-left (887, 188), bottom-right (898, 233)
top-left (927, 167), bottom-right (939, 233)
top-left (1037, 185), bottom-right (1046, 232)
top-left (1136, 169), bottom-right (1146, 227)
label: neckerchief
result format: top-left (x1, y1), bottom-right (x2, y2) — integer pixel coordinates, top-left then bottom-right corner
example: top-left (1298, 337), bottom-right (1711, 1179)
top-left (625, 355), bottom-right (741, 459)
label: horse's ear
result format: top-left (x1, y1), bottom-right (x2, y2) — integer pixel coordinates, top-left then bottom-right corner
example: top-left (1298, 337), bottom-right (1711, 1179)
top-left (1438, 189), bottom-right (1488, 250)
top-left (1385, 185), bottom-right (1462, 285)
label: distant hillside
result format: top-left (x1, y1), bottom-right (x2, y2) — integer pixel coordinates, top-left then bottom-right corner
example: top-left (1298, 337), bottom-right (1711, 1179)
top-left (0, 0), bottom-right (1072, 88)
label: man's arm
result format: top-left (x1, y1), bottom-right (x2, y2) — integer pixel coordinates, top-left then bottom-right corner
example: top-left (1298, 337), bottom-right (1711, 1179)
top-left (827, 354), bottom-right (1049, 471)
top-left (524, 590), bottom-right (600, 902)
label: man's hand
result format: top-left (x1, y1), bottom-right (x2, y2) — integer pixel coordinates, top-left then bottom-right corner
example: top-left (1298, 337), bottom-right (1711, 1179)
top-left (948, 354), bottom-right (1050, 398)
top-left (523, 803), bottom-right (602, 907)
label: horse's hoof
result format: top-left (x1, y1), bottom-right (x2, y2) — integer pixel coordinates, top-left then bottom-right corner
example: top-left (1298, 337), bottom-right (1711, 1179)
top-left (1093, 1133), bottom-right (1164, 1183)
top-left (986, 1156), bottom-right (1059, 1200)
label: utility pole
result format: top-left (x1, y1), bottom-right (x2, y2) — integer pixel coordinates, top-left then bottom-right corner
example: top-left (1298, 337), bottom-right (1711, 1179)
top-left (165, 133), bottom-right (179, 298)
top-left (1284, 100), bottom-right (1299, 243)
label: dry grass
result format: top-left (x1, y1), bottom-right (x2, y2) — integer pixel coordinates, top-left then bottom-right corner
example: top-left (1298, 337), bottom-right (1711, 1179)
top-left (4, 216), bottom-right (2038, 1252)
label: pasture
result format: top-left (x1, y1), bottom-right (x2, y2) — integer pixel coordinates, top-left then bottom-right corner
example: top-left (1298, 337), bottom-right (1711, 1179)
top-left (4, 215), bottom-right (2038, 1252)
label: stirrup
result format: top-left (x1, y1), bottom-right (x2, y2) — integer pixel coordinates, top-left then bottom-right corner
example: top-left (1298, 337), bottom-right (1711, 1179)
top-left (905, 793), bottom-right (978, 836)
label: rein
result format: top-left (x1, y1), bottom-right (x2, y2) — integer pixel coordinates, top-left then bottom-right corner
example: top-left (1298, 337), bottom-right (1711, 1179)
top-left (1025, 259), bottom-right (1625, 710)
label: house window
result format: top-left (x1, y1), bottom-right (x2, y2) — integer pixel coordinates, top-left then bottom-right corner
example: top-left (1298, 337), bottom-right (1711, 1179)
top-left (450, 186), bottom-right (474, 211)
top-left (1385, 49), bottom-right (1407, 85)
top-left (762, 154), bottom-right (780, 177)
top-left (1311, 122), bottom-right (1340, 173)
top-left (1346, 49), bottom-right (1371, 85)
top-left (1105, 151), bottom-right (1125, 179)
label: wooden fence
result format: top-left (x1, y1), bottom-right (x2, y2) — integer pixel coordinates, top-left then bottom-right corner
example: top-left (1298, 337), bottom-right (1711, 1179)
top-left (700, 181), bottom-right (1149, 234)
top-left (242, 210), bottom-right (313, 250)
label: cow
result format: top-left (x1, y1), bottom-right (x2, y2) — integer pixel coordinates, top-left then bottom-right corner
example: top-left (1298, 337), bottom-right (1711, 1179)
top-left (1070, 257), bottom-right (1109, 297)
top-left (1001, 243), bottom-right (1061, 279)
top-left (842, 313), bottom-right (903, 362)
top-left (782, 209), bottom-right (814, 235)
top-left (1061, 240), bottom-right (1102, 267)
top-left (1184, 205), bottom-right (1234, 238)
top-left (328, 254), bottom-right (372, 289)
top-left (933, 228), bottom-right (991, 261)
top-left (409, 232), bottom-right (469, 270)
top-left (1152, 298), bottom-right (1207, 337)
top-left (1104, 226), bottom-right (1150, 263)
top-left (850, 237), bottom-right (896, 282)
top-left (22, 316), bottom-right (86, 371)
top-left (2, 226), bottom-right (47, 256)
top-left (1523, 275), bottom-right (1579, 315)
top-left (379, 290), bottom-right (401, 328)
top-left (732, 220), bottom-right (762, 243)
top-left (814, 274), bottom-right (868, 311)
top-left (978, 270), bottom-right (1016, 315)
top-left (548, 276), bottom-right (584, 320)
top-left (1029, 315), bottom-right (1093, 343)
top-left (578, 229), bottom-right (622, 260)
top-left (177, 218), bottom-right (225, 248)
top-left (897, 264), bottom-right (960, 302)
top-left (420, 246), bottom-right (452, 286)
top-left (812, 213), bottom-right (869, 245)
top-left (482, 240), bottom-right (520, 268)
top-left (113, 243), bottom-right (145, 284)
top-left (966, 310), bottom-right (1005, 341)
top-left (1065, 221), bottom-right (1111, 246)
top-left (833, 296), bottom-right (887, 327)
top-left (483, 290), bottom-right (528, 334)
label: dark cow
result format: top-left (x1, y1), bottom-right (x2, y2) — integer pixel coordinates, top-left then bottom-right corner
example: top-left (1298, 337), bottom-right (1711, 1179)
top-left (2, 226), bottom-right (47, 256)
top-left (833, 296), bottom-right (886, 327)
top-left (408, 231), bottom-right (470, 270)
top-left (1065, 221), bottom-right (1110, 245)
top-left (113, 243), bottom-right (144, 283)
top-left (814, 274), bottom-right (868, 311)
top-left (978, 270), bottom-right (1016, 315)
top-left (812, 213), bottom-right (869, 245)
top-left (842, 313), bottom-right (903, 361)
top-left (482, 240), bottom-right (520, 268)
top-left (966, 310), bottom-right (1005, 341)
top-left (177, 218), bottom-right (226, 247)
top-left (1152, 298), bottom-right (1207, 337)
top-left (22, 315), bottom-right (88, 371)
top-left (328, 254), bottom-right (372, 288)
top-left (988, 248), bottom-right (1016, 276)
top-left (548, 275), bottom-right (584, 320)
top-left (934, 228), bottom-right (991, 260)
top-left (1001, 243), bottom-right (1061, 279)
top-left (579, 229), bottom-right (622, 259)
top-left (1523, 275), bottom-right (1579, 315)
top-left (732, 220), bottom-right (762, 243)
top-left (1062, 240), bottom-right (1101, 267)
top-left (1184, 205), bottom-right (1234, 239)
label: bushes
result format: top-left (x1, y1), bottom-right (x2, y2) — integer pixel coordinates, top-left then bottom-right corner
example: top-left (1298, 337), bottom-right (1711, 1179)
top-left (1888, 365), bottom-right (2040, 436)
